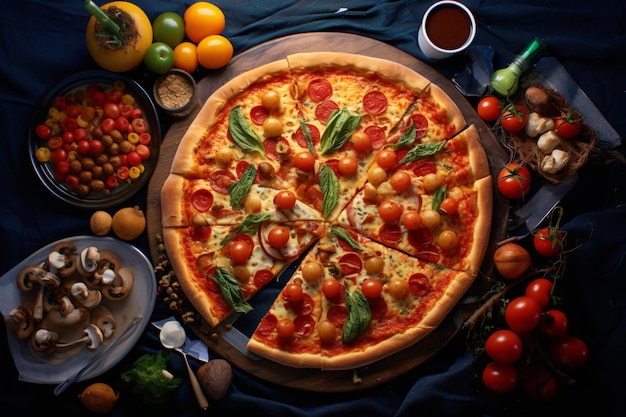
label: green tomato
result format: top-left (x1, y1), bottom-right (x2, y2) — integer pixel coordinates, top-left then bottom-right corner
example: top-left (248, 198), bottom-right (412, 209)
top-left (152, 12), bottom-right (186, 48)
top-left (144, 42), bottom-right (175, 74)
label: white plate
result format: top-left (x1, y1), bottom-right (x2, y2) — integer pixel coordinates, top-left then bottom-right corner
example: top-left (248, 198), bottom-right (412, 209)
top-left (0, 236), bottom-right (156, 384)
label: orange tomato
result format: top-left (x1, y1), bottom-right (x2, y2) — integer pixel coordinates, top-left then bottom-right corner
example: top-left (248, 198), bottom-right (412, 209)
top-left (196, 34), bottom-right (233, 69)
top-left (173, 41), bottom-right (199, 73)
top-left (184, 2), bottom-right (226, 43)
top-left (85, 1), bottom-right (153, 73)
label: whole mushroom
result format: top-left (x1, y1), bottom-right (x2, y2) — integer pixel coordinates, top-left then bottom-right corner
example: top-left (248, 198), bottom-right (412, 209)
top-left (31, 328), bottom-right (59, 353)
top-left (69, 281), bottom-right (102, 309)
top-left (47, 296), bottom-right (88, 328)
top-left (48, 241), bottom-right (78, 277)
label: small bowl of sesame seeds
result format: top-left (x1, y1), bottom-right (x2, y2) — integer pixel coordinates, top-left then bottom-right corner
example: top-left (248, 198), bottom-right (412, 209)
top-left (153, 69), bottom-right (198, 118)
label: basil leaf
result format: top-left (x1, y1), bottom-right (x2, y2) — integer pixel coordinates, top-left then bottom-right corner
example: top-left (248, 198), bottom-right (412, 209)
top-left (213, 267), bottom-right (253, 313)
top-left (319, 164), bottom-right (339, 218)
top-left (220, 212), bottom-right (272, 245)
top-left (398, 140), bottom-right (446, 165)
top-left (229, 164), bottom-right (256, 209)
top-left (342, 289), bottom-right (371, 344)
top-left (329, 225), bottom-right (361, 250)
top-left (393, 119), bottom-right (416, 149)
top-left (320, 107), bottom-right (362, 155)
top-left (299, 117), bottom-right (316, 155)
top-left (228, 106), bottom-right (265, 155)
top-left (432, 185), bottom-right (447, 212)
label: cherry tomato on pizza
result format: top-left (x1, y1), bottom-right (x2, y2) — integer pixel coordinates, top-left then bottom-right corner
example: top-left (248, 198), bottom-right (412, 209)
top-left (378, 199), bottom-right (402, 223)
top-left (274, 190), bottom-right (296, 209)
top-left (554, 110), bottom-right (584, 139)
top-left (497, 162), bottom-right (531, 199)
top-left (476, 95), bottom-right (502, 122)
top-left (361, 279), bottom-right (383, 298)
top-left (229, 239), bottom-right (253, 264)
top-left (533, 226), bottom-right (564, 257)
top-left (500, 104), bottom-right (528, 133)
top-left (275, 318), bottom-right (296, 339)
top-left (267, 225), bottom-right (290, 248)
top-left (283, 283), bottom-right (303, 302)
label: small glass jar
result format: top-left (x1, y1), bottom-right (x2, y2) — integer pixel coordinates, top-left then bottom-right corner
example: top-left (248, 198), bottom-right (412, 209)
top-left (153, 69), bottom-right (198, 118)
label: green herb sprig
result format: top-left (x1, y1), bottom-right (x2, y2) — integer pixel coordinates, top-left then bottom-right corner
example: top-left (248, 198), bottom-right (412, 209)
top-left (320, 107), bottom-right (361, 154)
top-left (342, 289), bottom-right (371, 344)
top-left (212, 267), bottom-right (253, 313)
top-left (228, 106), bottom-right (265, 155)
top-left (319, 164), bottom-right (339, 218)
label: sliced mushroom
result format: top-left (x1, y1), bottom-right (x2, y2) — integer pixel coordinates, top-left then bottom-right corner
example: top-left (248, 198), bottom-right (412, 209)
top-left (69, 281), bottom-right (102, 308)
top-left (77, 246), bottom-right (101, 277)
top-left (31, 328), bottom-right (59, 353)
top-left (102, 267), bottom-right (134, 301)
top-left (90, 305), bottom-right (117, 338)
top-left (16, 265), bottom-right (61, 321)
top-left (47, 242), bottom-right (78, 277)
top-left (56, 323), bottom-right (104, 351)
top-left (7, 305), bottom-right (35, 340)
top-left (47, 296), bottom-right (88, 327)
top-left (88, 250), bottom-right (121, 287)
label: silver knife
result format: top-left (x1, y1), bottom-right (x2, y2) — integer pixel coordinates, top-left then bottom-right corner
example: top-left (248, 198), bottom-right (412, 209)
top-left (54, 315), bottom-right (143, 396)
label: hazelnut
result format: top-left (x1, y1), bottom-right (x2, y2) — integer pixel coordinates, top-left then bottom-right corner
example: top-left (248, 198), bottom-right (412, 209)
top-left (196, 359), bottom-right (233, 400)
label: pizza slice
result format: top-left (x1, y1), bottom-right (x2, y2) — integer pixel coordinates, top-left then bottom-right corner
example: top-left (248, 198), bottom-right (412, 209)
top-left (246, 246), bottom-right (325, 368)
top-left (161, 174), bottom-right (325, 227)
top-left (337, 176), bottom-right (492, 275)
top-left (162, 219), bottom-right (326, 327)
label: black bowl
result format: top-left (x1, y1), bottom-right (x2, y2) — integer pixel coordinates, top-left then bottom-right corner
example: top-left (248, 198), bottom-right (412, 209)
top-left (28, 70), bottom-right (161, 209)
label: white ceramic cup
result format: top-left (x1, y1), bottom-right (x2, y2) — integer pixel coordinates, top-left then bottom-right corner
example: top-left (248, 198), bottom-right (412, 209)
top-left (417, 1), bottom-right (476, 60)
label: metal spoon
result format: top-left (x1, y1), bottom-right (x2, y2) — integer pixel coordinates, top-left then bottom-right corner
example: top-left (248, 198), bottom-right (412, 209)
top-left (159, 320), bottom-right (209, 410)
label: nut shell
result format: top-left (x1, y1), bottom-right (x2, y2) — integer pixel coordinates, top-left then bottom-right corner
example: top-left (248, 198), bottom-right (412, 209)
top-left (196, 359), bottom-right (233, 400)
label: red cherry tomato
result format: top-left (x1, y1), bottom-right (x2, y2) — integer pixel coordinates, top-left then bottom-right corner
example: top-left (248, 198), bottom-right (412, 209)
top-left (76, 140), bottom-right (90, 154)
top-left (89, 139), bottom-right (104, 156)
top-left (554, 111), bottom-right (583, 138)
top-left (476, 96), bottom-right (502, 121)
top-left (376, 149), bottom-right (397, 170)
top-left (274, 190), bottom-right (296, 209)
top-left (533, 227), bottom-right (564, 257)
top-left (482, 362), bottom-right (518, 394)
top-left (497, 162), bottom-right (531, 199)
top-left (485, 329), bottom-right (523, 364)
top-left (322, 279), bottom-right (341, 298)
top-left (229, 239), bottom-right (253, 264)
top-left (35, 124), bottom-right (51, 140)
top-left (276, 318), bottom-right (296, 339)
top-left (523, 367), bottom-right (558, 400)
top-left (351, 131), bottom-right (371, 152)
top-left (294, 151), bottom-right (316, 171)
top-left (267, 226), bottom-right (290, 248)
top-left (439, 197), bottom-right (458, 215)
top-left (378, 199), bottom-right (402, 223)
top-left (283, 283), bottom-right (303, 302)
top-left (500, 105), bottom-right (528, 133)
top-left (524, 277), bottom-right (553, 309)
top-left (390, 170), bottom-right (411, 191)
top-left (338, 156), bottom-right (359, 176)
top-left (361, 279), bottom-right (383, 298)
top-left (504, 296), bottom-right (542, 334)
top-left (549, 335), bottom-right (588, 369)
top-left (134, 144), bottom-right (151, 160)
top-left (401, 211), bottom-right (423, 230)
top-left (539, 309), bottom-right (569, 339)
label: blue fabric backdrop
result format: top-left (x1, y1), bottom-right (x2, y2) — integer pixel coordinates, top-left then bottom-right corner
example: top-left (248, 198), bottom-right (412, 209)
top-left (1, 1), bottom-right (625, 416)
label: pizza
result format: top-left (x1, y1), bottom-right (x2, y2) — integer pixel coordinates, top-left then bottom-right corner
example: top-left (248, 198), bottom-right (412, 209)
top-left (160, 52), bottom-right (492, 370)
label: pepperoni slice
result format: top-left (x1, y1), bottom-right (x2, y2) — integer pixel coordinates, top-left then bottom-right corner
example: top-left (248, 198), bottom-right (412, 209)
top-left (264, 136), bottom-right (291, 161)
top-left (409, 273), bottom-right (431, 297)
top-left (257, 314), bottom-right (278, 336)
top-left (406, 114), bottom-right (428, 139)
top-left (308, 78), bottom-right (333, 102)
top-left (236, 160), bottom-right (250, 178)
top-left (408, 228), bottom-right (441, 262)
top-left (315, 100), bottom-right (339, 124)
top-left (408, 158), bottom-right (437, 177)
top-left (326, 305), bottom-right (348, 327)
top-left (190, 188), bottom-right (213, 212)
top-left (324, 159), bottom-right (342, 178)
top-left (364, 125), bottom-right (386, 150)
top-left (294, 315), bottom-right (315, 337)
top-left (294, 123), bottom-right (320, 148)
top-left (254, 270), bottom-right (275, 289)
top-left (363, 91), bottom-right (388, 115)
top-left (368, 296), bottom-right (388, 320)
top-left (379, 223), bottom-right (402, 245)
top-left (338, 252), bottom-right (363, 276)
top-left (210, 169), bottom-right (236, 194)
top-left (290, 293), bottom-right (315, 316)
top-left (190, 226), bottom-right (212, 242)
top-left (250, 105), bottom-right (269, 125)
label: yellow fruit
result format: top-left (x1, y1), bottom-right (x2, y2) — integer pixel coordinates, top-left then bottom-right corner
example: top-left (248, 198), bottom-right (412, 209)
top-left (111, 206), bottom-right (146, 241)
top-left (78, 382), bottom-right (120, 414)
top-left (90, 210), bottom-right (113, 236)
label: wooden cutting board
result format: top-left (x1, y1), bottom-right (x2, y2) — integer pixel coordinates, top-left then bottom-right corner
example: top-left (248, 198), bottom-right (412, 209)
top-left (146, 32), bottom-right (509, 392)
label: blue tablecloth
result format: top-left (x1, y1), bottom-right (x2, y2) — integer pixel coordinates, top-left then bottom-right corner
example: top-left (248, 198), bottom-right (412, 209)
top-left (2, 1), bottom-right (626, 416)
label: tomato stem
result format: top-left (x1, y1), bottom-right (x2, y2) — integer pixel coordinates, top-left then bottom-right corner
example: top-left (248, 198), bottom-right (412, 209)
top-left (84, 0), bottom-right (122, 37)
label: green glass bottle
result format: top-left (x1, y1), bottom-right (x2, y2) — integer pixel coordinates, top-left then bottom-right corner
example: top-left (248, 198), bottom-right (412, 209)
top-left (489, 38), bottom-right (545, 97)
